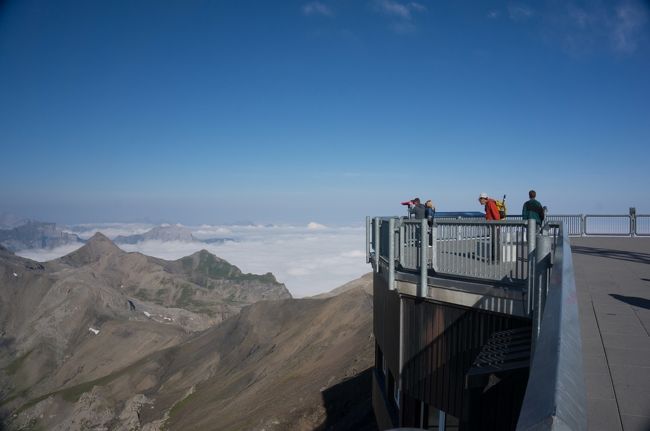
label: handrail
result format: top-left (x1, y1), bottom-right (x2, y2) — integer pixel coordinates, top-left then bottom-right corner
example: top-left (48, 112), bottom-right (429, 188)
top-left (516, 228), bottom-right (587, 431)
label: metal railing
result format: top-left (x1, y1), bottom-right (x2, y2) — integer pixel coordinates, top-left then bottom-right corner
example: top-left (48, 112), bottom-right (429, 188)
top-left (511, 208), bottom-right (646, 237)
top-left (545, 215), bottom-right (583, 236)
top-left (368, 217), bottom-right (547, 284)
top-left (584, 215), bottom-right (631, 236)
top-left (636, 215), bottom-right (650, 236)
top-left (432, 208), bottom-right (648, 236)
top-left (434, 220), bottom-right (531, 283)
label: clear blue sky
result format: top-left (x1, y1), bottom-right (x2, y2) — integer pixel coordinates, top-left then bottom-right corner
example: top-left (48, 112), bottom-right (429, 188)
top-left (1, 0), bottom-right (649, 224)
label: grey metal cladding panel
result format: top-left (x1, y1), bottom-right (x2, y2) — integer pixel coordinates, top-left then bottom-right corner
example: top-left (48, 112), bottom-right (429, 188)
top-left (384, 291), bottom-right (401, 378)
top-left (374, 272), bottom-right (386, 352)
top-left (516, 234), bottom-right (586, 431)
top-left (374, 271), bottom-right (401, 378)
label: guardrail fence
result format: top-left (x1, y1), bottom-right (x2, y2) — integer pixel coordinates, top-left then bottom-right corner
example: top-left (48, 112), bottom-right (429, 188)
top-left (636, 215), bottom-right (650, 236)
top-left (367, 216), bottom-right (563, 320)
top-left (397, 208), bottom-right (647, 237)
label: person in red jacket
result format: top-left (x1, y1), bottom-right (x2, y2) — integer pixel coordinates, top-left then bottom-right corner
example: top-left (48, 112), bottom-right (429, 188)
top-left (478, 193), bottom-right (501, 220)
top-left (478, 192), bottom-right (500, 262)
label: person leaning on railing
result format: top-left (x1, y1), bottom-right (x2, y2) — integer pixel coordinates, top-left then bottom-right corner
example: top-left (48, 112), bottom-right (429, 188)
top-left (479, 193), bottom-right (501, 262)
top-left (478, 193), bottom-right (501, 220)
top-left (522, 190), bottom-right (545, 225)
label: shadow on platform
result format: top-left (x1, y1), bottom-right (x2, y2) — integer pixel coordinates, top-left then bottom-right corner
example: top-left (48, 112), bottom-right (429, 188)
top-left (610, 293), bottom-right (650, 310)
top-left (570, 245), bottom-right (650, 265)
top-left (317, 367), bottom-right (378, 431)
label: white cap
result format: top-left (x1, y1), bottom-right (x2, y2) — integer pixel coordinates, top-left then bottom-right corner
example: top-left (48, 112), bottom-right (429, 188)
top-left (479, 192), bottom-right (488, 199)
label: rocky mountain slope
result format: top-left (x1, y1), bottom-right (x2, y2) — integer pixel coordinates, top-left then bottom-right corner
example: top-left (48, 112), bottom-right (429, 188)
top-left (0, 234), bottom-right (293, 427)
top-left (0, 236), bottom-right (375, 430)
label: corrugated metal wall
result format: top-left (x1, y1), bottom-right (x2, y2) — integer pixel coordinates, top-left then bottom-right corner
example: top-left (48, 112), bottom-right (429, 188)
top-left (373, 270), bottom-right (531, 429)
top-left (401, 297), bottom-right (529, 421)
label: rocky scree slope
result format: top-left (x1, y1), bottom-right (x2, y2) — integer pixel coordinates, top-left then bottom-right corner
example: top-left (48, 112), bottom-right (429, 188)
top-left (3, 267), bottom-right (375, 430)
top-left (0, 233), bottom-right (291, 427)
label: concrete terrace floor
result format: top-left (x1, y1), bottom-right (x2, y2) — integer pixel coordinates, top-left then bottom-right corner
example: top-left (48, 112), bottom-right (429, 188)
top-left (571, 237), bottom-right (650, 431)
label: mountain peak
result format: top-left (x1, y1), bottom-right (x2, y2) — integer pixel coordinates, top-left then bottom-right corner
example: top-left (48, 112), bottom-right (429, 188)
top-left (87, 232), bottom-right (113, 243)
top-left (58, 232), bottom-right (123, 266)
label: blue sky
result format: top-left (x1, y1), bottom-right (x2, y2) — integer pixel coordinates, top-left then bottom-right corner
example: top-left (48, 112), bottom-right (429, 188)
top-left (1, 0), bottom-right (649, 224)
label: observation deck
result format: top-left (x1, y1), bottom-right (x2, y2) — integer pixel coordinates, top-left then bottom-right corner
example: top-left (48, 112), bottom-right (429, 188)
top-left (367, 210), bottom-right (649, 431)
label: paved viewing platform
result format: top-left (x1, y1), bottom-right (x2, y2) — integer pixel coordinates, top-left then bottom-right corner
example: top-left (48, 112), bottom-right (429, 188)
top-left (572, 237), bottom-right (650, 431)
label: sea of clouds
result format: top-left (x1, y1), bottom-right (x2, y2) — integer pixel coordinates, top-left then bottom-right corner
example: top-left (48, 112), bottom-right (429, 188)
top-left (16, 222), bottom-right (369, 298)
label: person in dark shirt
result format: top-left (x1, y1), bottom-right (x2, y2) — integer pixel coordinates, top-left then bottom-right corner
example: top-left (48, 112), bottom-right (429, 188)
top-left (425, 200), bottom-right (435, 226)
top-left (522, 190), bottom-right (545, 224)
top-left (409, 198), bottom-right (426, 220)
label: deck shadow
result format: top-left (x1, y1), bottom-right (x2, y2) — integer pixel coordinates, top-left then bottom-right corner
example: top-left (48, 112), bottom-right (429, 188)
top-left (609, 294), bottom-right (650, 310)
top-left (570, 245), bottom-right (650, 265)
top-left (316, 367), bottom-right (378, 431)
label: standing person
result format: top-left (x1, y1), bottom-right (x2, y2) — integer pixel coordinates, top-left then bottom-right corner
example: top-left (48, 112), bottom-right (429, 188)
top-left (425, 200), bottom-right (435, 245)
top-left (425, 200), bottom-right (435, 226)
top-left (409, 198), bottom-right (426, 220)
top-left (478, 193), bottom-right (501, 220)
top-left (522, 190), bottom-right (545, 224)
top-left (478, 192), bottom-right (500, 262)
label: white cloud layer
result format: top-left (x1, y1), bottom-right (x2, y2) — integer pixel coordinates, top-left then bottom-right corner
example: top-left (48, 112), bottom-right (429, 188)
top-left (17, 223), bottom-right (370, 298)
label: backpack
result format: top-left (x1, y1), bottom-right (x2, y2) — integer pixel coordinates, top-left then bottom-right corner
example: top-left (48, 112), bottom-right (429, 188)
top-left (494, 195), bottom-right (507, 219)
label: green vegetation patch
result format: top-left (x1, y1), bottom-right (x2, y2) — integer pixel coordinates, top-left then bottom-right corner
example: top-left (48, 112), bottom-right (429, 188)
top-left (196, 252), bottom-right (237, 279)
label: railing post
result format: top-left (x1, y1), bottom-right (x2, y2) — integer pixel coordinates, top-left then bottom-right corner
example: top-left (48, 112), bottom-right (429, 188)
top-left (527, 219), bottom-right (537, 315)
top-left (430, 223), bottom-right (437, 272)
top-left (534, 234), bottom-right (552, 342)
top-left (419, 218), bottom-right (427, 297)
top-left (399, 223), bottom-right (405, 268)
top-left (366, 216), bottom-right (371, 263)
top-left (374, 217), bottom-right (380, 272)
top-left (389, 218), bottom-right (396, 290)
top-left (581, 214), bottom-right (586, 237)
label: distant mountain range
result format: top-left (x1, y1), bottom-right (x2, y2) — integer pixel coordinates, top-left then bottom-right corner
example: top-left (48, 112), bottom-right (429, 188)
top-left (0, 220), bottom-right (83, 252)
top-left (0, 215), bottom-right (236, 253)
top-left (0, 234), bottom-right (375, 430)
top-left (113, 225), bottom-right (197, 244)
